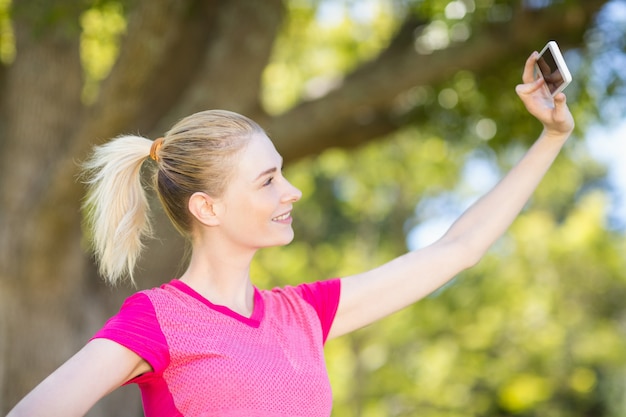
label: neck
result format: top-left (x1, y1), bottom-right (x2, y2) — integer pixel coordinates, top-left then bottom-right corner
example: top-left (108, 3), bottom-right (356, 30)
top-left (179, 237), bottom-right (257, 318)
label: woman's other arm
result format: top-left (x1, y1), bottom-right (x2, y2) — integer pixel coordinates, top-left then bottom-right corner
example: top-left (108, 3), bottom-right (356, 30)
top-left (7, 339), bottom-right (151, 417)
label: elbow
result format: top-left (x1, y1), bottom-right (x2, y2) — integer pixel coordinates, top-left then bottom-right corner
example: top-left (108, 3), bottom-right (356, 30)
top-left (458, 248), bottom-right (483, 271)
top-left (464, 248), bottom-right (486, 269)
top-left (446, 236), bottom-right (488, 270)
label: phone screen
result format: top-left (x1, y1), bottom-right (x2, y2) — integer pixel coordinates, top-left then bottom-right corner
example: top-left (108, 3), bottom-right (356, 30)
top-left (536, 47), bottom-right (565, 95)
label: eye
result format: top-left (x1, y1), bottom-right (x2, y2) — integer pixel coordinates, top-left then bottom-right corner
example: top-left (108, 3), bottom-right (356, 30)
top-left (262, 176), bottom-right (274, 187)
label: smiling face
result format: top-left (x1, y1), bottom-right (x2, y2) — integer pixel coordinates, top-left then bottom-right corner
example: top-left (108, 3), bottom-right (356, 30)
top-left (211, 132), bottom-right (303, 251)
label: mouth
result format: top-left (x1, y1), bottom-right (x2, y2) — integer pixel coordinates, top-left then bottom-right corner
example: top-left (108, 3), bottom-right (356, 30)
top-left (272, 211), bottom-right (292, 222)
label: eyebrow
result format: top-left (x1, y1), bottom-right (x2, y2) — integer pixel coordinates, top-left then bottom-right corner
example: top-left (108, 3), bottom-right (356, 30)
top-left (255, 166), bottom-right (278, 181)
top-left (254, 158), bottom-right (284, 182)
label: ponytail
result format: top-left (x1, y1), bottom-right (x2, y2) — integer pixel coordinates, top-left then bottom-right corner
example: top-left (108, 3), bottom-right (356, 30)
top-left (81, 135), bottom-right (154, 285)
top-left (80, 110), bottom-right (262, 285)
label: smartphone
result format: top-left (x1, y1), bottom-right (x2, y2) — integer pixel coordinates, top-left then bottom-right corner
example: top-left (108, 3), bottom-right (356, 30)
top-left (535, 41), bottom-right (572, 96)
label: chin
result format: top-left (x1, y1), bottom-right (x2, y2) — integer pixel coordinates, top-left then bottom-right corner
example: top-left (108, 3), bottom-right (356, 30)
top-left (275, 231), bottom-right (296, 247)
top-left (279, 234), bottom-right (296, 246)
top-left (256, 233), bottom-right (295, 249)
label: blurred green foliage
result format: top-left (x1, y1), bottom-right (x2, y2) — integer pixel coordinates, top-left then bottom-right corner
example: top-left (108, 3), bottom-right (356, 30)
top-left (251, 1), bottom-right (626, 416)
top-left (79, 1), bottom-right (126, 103)
top-left (262, 0), bottom-right (399, 114)
top-left (0, 0), bottom-right (14, 63)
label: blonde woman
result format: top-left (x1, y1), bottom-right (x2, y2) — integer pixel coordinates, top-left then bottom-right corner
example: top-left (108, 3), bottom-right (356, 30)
top-left (8, 52), bottom-right (574, 417)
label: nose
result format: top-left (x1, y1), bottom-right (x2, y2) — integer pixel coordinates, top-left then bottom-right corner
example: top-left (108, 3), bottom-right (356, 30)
top-left (282, 179), bottom-right (302, 203)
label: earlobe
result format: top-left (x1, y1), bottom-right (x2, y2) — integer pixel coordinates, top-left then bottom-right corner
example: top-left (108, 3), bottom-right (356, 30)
top-left (188, 192), bottom-right (220, 227)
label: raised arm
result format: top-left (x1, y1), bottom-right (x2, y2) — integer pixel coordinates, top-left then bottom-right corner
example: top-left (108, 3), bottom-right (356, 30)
top-left (7, 339), bottom-right (151, 417)
top-left (328, 51), bottom-right (575, 339)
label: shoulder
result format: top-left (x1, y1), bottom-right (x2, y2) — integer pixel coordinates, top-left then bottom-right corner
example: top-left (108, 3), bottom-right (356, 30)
top-left (263, 278), bottom-right (340, 300)
top-left (294, 278), bottom-right (341, 305)
top-left (110, 283), bottom-right (182, 321)
top-left (92, 286), bottom-right (174, 374)
top-left (101, 290), bottom-right (156, 327)
top-left (262, 279), bottom-right (341, 343)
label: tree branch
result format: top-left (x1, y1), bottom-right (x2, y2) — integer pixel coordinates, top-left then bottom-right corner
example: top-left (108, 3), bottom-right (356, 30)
top-left (128, 0), bottom-right (222, 134)
top-left (76, 0), bottom-right (201, 143)
top-left (266, 0), bottom-right (609, 163)
top-left (157, 0), bottom-right (286, 132)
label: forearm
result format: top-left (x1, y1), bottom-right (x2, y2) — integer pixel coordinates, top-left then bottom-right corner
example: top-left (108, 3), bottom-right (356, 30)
top-left (442, 129), bottom-right (569, 262)
top-left (6, 340), bottom-right (149, 417)
top-left (330, 131), bottom-right (572, 338)
top-left (6, 372), bottom-right (96, 417)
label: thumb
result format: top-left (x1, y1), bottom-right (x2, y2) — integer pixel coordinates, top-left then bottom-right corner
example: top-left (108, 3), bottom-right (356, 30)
top-left (552, 93), bottom-right (574, 127)
top-left (553, 92), bottom-right (567, 106)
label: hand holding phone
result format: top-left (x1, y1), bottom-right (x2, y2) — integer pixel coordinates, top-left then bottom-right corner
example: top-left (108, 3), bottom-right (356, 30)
top-left (534, 41), bottom-right (572, 97)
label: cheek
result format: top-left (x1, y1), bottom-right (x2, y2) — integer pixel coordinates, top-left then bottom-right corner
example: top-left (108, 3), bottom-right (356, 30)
top-left (222, 188), bottom-right (278, 228)
top-left (232, 194), bottom-right (272, 223)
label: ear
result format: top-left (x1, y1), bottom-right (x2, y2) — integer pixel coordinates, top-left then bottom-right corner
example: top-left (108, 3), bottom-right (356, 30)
top-left (188, 192), bottom-right (221, 227)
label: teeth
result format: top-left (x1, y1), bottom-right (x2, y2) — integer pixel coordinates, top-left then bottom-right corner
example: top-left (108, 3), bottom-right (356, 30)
top-left (273, 212), bottom-right (290, 221)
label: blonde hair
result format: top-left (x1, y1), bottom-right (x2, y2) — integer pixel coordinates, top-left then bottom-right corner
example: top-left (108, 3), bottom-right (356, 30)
top-left (81, 110), bottom-right (263, 285)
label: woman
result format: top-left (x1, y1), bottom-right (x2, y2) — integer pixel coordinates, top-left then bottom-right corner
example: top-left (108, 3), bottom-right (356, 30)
top-left (8, 52), bottom-right (574, 416)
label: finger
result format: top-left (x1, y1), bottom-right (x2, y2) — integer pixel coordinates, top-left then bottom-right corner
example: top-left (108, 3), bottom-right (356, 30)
top-left (522, 51), bottom-right (539, 84)
top-left (516, 76), bottom-right (544, 96)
